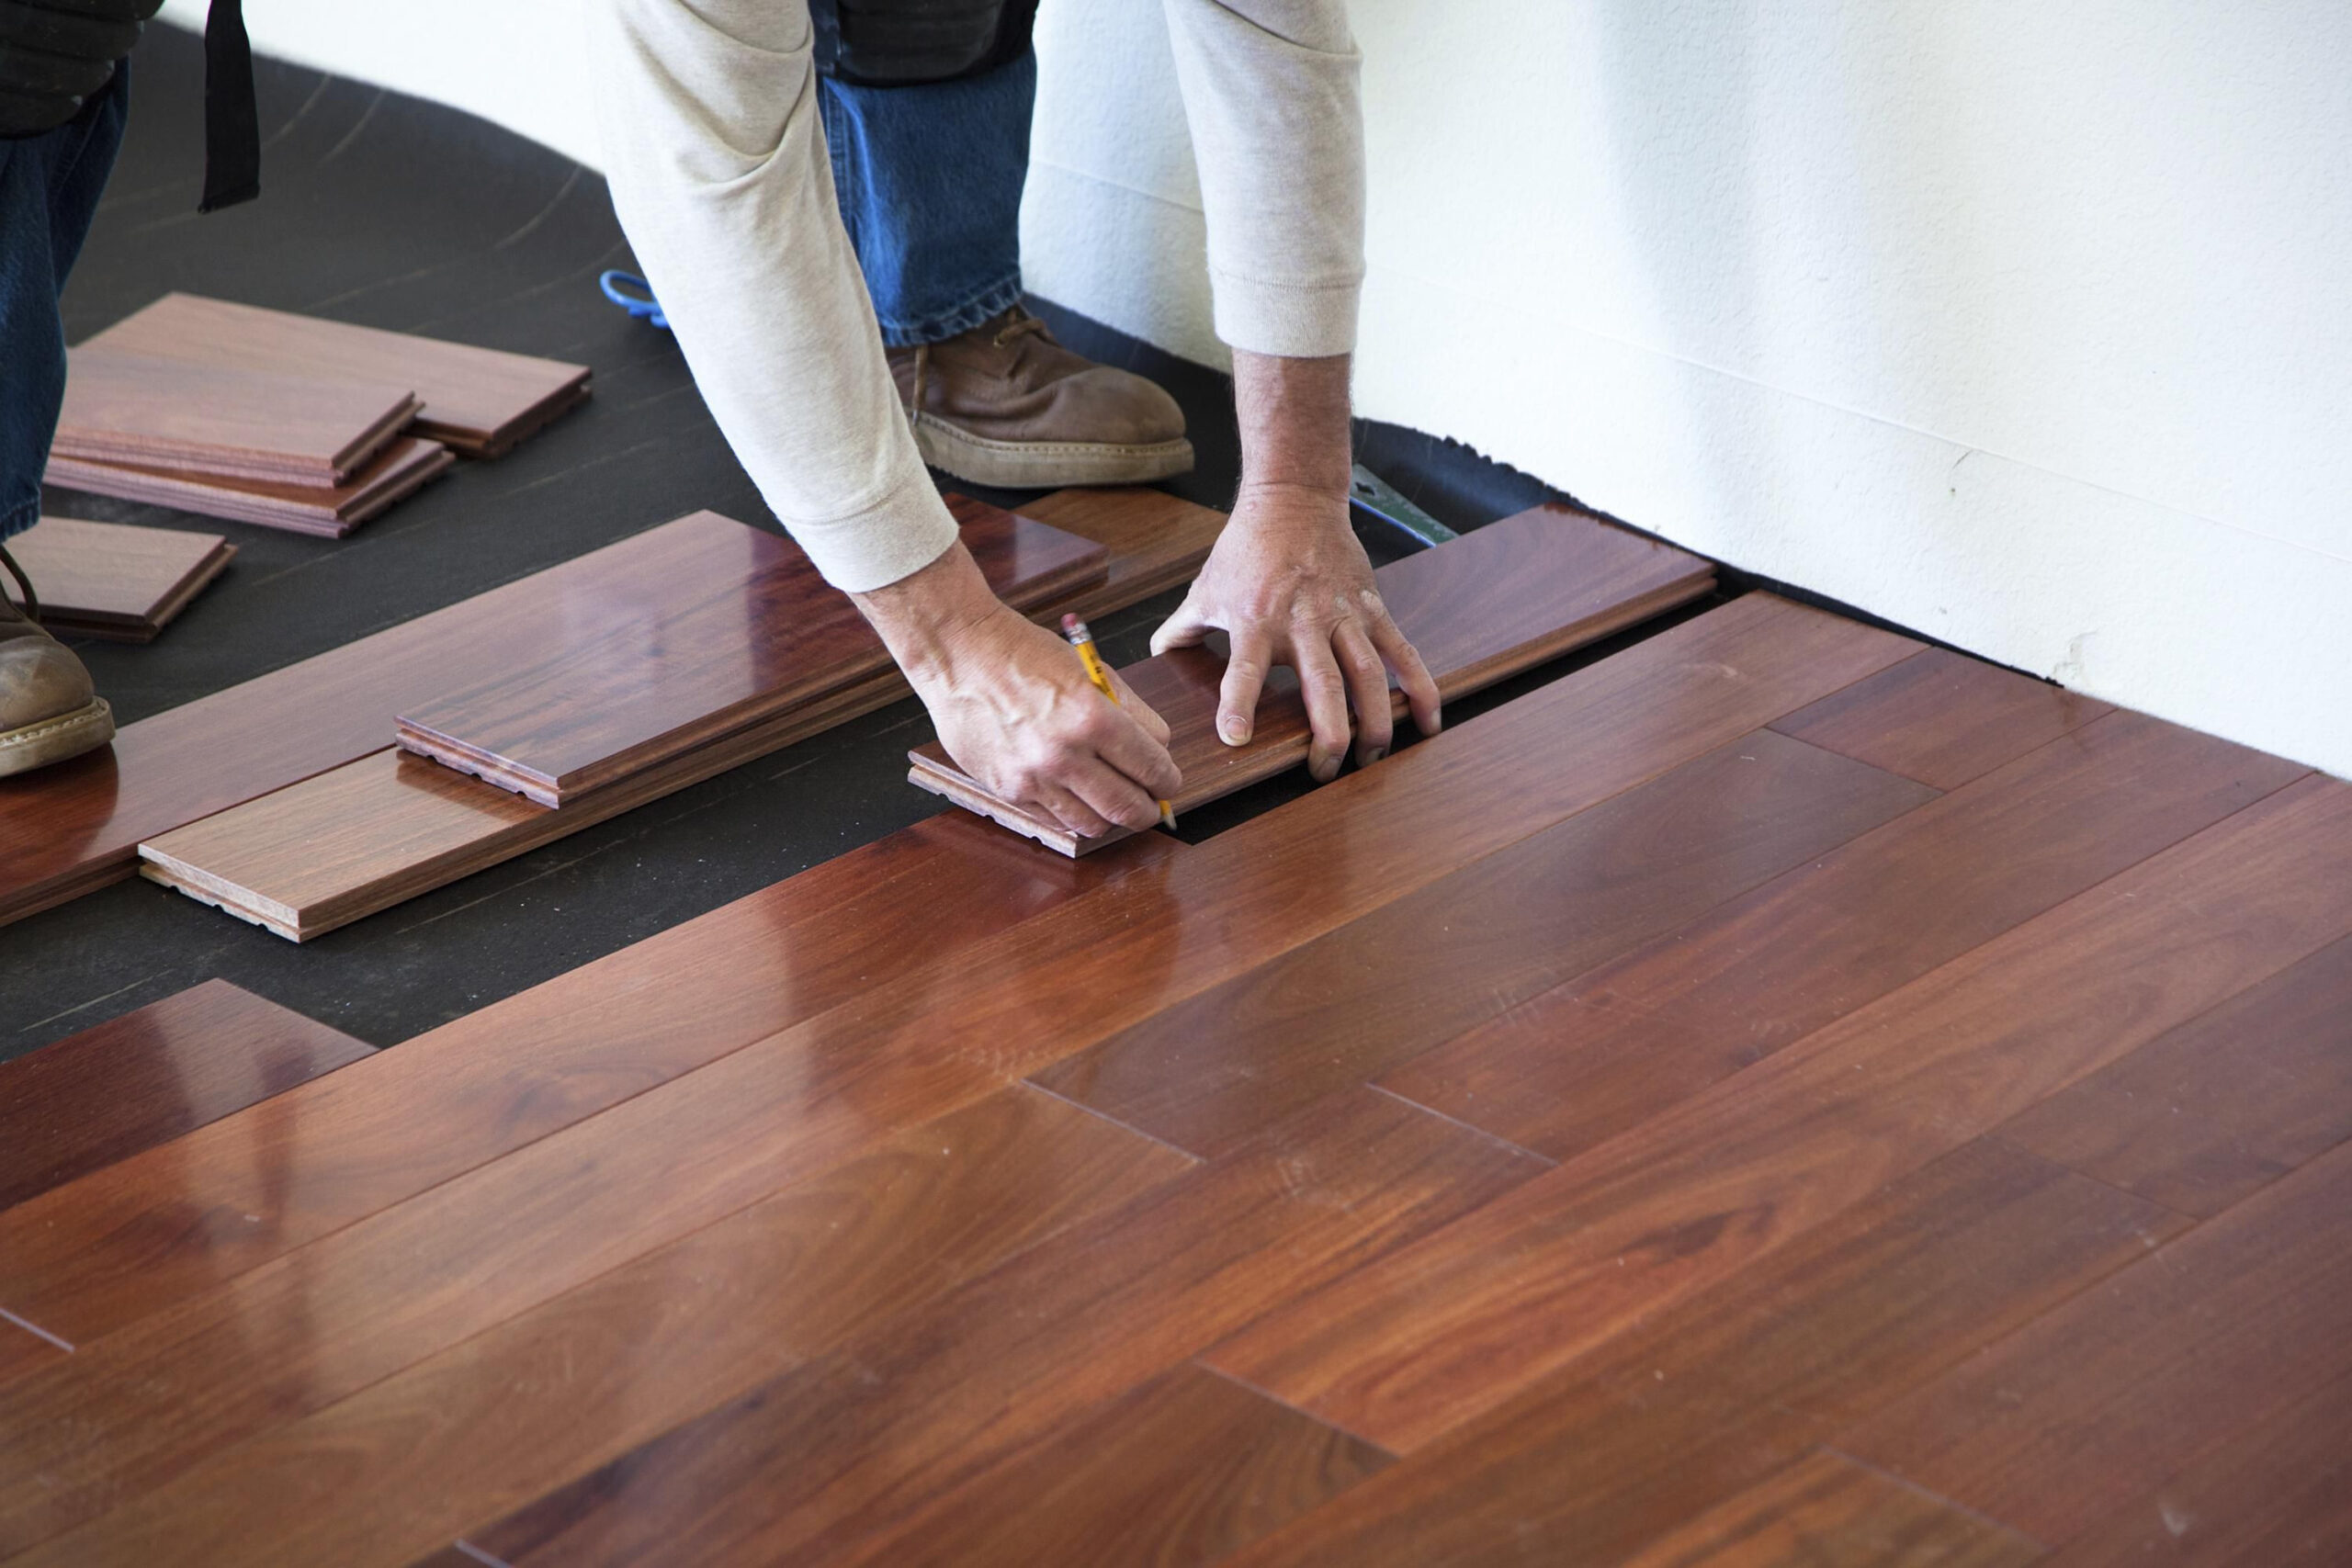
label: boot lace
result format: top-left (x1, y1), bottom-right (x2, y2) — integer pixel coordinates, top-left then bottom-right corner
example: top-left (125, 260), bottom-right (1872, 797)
top-left (0, 544), bottom-right (37, 624)
top-left (990, 309), bottom-right (1052, 349)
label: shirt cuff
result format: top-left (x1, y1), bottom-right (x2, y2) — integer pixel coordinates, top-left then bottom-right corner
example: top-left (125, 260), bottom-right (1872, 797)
top-left (1209, 268), bottom-right (1362, 360)
top-left (786, 466), bottom-right (963, 594)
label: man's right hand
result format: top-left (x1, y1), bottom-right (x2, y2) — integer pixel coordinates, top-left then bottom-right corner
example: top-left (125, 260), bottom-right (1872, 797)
top-left (856, 539), bottom-right (1180, 840)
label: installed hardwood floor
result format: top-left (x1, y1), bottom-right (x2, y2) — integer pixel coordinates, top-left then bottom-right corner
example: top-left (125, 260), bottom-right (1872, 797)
top-left (2, 516), bottom-right (233, 642)
top-left (14, 584), bottom-right (2347, 1565)
top-left (910, 504), bottom-right (1714, 852)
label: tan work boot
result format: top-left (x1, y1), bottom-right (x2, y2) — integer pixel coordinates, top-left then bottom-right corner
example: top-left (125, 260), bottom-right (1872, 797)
top-left (888, 307), bottom-right (1193, 488)
top-left (0, 545), bottom-right (114, 778)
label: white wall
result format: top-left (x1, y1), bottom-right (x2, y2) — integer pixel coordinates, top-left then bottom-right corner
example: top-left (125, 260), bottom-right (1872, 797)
top-left (171, 1), bottom-right (2352, 777)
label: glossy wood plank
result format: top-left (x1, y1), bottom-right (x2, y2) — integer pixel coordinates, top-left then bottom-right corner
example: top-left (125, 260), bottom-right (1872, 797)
top-left (2039, 1364), bottom-right (2352, 1568)
top-left (1613, 1450), bottom-right (2042, 1568)
top-left (910, 504), bottom-right (1716, 854)
top-left (47, 435), bottom-right (455, 538)
top-left (1217, 1142), bottom-right (2182, 1567)
top-left (1017, 484), bottom-right (1230, 622)
top-left (0, 505), bottom-right (1080, 928)
top-left (399, 496), bottom-right (1105, 806)
top-left (1995, 931), bottom-right (2352, 1216)
top-left (1770, 645), bottom-right (2115, 789)
top-left (424, 1091), bottom-right (1543, 1568)
top-left (2, 516), bottom-right (232, 642)
top-left (0, 980), bottom-right (372, 1213)
top-left (1207, 773), bottom-right (2352, 1453)
top-left (1844, 1134), bottom-right (2352, 1542)
top-left (10, 1086), bottom-right (1192, 1566)
top-left (1032, 730), bottom-right (1936, 1156)
top-left (833, 1364), bottom-right (1393, 1568)
top-left (0, 816), bottom-right (1179, 1351)
top-left (1383, 708), bottom-right (2309, 1161)
top-left (54, 348), bottom-right (416, 483)
top-left (0, 595), bottom-right (1900, 1355)
top-left (85, 292), bottom-right (592, 457)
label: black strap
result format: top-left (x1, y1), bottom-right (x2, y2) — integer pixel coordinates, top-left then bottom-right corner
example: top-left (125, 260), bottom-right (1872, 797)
top-left (198, 0), bottom-right (256, 212)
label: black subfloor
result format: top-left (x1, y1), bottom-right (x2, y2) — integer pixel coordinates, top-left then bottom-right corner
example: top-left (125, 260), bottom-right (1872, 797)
top-left (3, 25), bottom-right (1603, 1057)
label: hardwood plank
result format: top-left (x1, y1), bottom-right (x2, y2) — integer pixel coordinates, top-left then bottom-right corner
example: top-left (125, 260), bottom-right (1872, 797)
top-left (1207, 773), bottom-right (2352, 1453)
top-left (54, 347), bottom-right (416, 484)
top-left (2040, 1364), bottom-right (2352, 1567)
top-left (2, 516), bottom-right (232, 642)
top-left (1017, 484), bottom-right (1230, 621)
top-left (398, 495), bottom-right (1106, 807)
top-left (0, 815), bottom-right (1179, 1350)
top-left (11, 1086), bottom-right (1191, 1566)
top-left (1844, 1134), bottom-right (2352, 1542)
top-left (1216, 1141), bottom-right (2182, 1567)
top-left (420, 1091), bottom-right (1543, 1568)
top-left (909, 504), bottom-right (1717, 854)
top-left (0, 593), bottom-right (1902, 1353)
top-left (1770, 645), bottom-right (2114, 789)
top-left (0, 1317), bottom-right (67, 1383)
top-left (46, 435), bottom-right (455, 538)
top-left (832, 1364), bottom-right (1393, 1568)
top-left (85, 292), bottom-right (592, 457)
top-left (1613, 1450), bottom-right (2041, 1568)
top-left (0, 503), bottom-right (1079, 927)
top-left (0, 980), bottom-right (372, 1213)
top-left (1996, 931), bottom-right (2352, 1216)
top-left (1031, 730), bottom-right (1936, 1156)
top-left (1383, 708), bottom-right (2309, 1161)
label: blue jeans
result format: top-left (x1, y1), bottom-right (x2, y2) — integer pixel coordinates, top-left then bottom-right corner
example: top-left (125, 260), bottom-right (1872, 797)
top-left (819, 48), bottom-right (1033, 348)
top-left (0, 64), bottom-right (131, 542)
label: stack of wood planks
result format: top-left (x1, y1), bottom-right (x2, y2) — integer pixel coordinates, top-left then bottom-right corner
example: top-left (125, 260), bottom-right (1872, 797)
top-left (42, 294), bottom-right (590, 536)
top-left (2, 585), bottom-right (2344, 1565)
top-left (3, 516), bottom-right (234, 642)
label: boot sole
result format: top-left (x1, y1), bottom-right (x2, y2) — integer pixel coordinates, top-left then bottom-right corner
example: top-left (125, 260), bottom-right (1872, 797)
top-left (913, 415), bottom-right (1195, 489)
top-left (0, 695), bottom-right (115, 778)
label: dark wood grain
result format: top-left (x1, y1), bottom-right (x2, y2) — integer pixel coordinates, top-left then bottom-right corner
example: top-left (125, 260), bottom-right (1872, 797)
top-left (2, 516), bottom-right (233, 642)
top-left (1770, 645), bottom-right (2114, 789)
top-left (1611, 1450), bottom-right (2042, 1568)
top-left (1844, 1134), bottom-right (2352, 1542)
top-left (1216, 1142), bottom-right (2181, 1567)
top-left (399, 496), bottom-right (1106, 806)
top-left (47, 435), bottom-right (455, 537)
top-left (1031, 730), bottom-right (1935, 1156)
top-left (1995, 931), bottom-right (2352, 1216)
top-left (7, 1085), bottom-right (1192, 1565)
top-left (1207, 774), bottom-right (2352, 1453)
top-left (2038, 1364), bottom-right (2352, 1567)
top-left (833, 1364), bottom-right (1393, 1568)
top-left (910, 504), bottom-right (1717, 854)
top-left (53, 347), bottom-right (416, 483)
top-left (437, 1091), bottom-right (1543, 1568)
top-left (0, 504), bottom-right (1086, 928)
top-left (1382, 708), bottom-right (2309, 1161)
top-left (84, 292), bottom-right (592, 457)
top-left (0, 980), bottom-right (372, 1213)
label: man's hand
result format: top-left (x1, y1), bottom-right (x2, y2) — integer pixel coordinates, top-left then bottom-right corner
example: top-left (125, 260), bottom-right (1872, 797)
top-left (856, 539), bottom-right (1180, 839)
top-left (1151, 349), bottom-right (1440, 782)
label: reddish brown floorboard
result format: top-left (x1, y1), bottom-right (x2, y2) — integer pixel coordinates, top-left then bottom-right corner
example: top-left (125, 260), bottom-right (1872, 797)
top-left (2, 516), bottom-right (234, 642)
top-left (1994, 930), bottom-right (2352, 1217)
top-left (47, 434), bottom-right (455, 537)
top-left (1382, 705), bottom-right (2307, 1162)
top-left (910, 503), bottom-right (1715, 853)
top-left (1032, 729), bottom-right (1936, 1156)
top-left (1843, 1133), bottom-right (2352, 1542)
top-left (399, 495), bottom-right (1105, 807)
top-left (1216, 1140), bottom-right (2181, 1567)
top-left (1770, 644), bottom-right (2114, 789)
top-left (1209, 773), bottom-right (2352, 1453)
top-left (51, 347), bottom-right (416, 484)
top-left (0, 979), bottom-right (372, 1214)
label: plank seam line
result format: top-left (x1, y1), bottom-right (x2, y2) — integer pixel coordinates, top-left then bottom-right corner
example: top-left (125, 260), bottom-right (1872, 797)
top-left (1975, 1131), bottom-right (2210, 1227)
top-left (1185, 1356), bottom-right (1394, 1458)
top-left (1815, 1444), bottom-right (2050, 1551)
top-left (0, 1306), bottom-right (74, 1353)
top-left (449, 1540), bottom-right (514, 1568)
top-left (1362, 1083), bottom-right (1557, 1169)
top-left (1013, 1077), bottom-right (1208, 1167)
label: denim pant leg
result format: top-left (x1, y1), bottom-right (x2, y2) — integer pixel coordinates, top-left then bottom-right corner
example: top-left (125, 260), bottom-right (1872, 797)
top-left (0, 62), bottom-right (131, 542)
top-left (817, 49), bottom-right (1035, 349)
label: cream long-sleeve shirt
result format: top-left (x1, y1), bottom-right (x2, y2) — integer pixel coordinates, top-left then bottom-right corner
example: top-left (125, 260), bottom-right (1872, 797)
top-left (593, 0), bottom-right (1365, 592)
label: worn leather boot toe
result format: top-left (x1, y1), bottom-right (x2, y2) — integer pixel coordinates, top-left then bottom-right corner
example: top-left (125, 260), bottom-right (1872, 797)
top-left (889, 307), bottom-right (1194, 488)
top-left (1, 547), bottom-right (114, 778)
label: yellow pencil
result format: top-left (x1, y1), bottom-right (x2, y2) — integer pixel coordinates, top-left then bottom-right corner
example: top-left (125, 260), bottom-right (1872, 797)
top-left (1062, 614), bottom-right (1176, 830)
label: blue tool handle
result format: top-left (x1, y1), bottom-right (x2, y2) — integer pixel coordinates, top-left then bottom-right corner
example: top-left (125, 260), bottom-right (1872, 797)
top-left (599, 270), bottom-right (669, 330)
